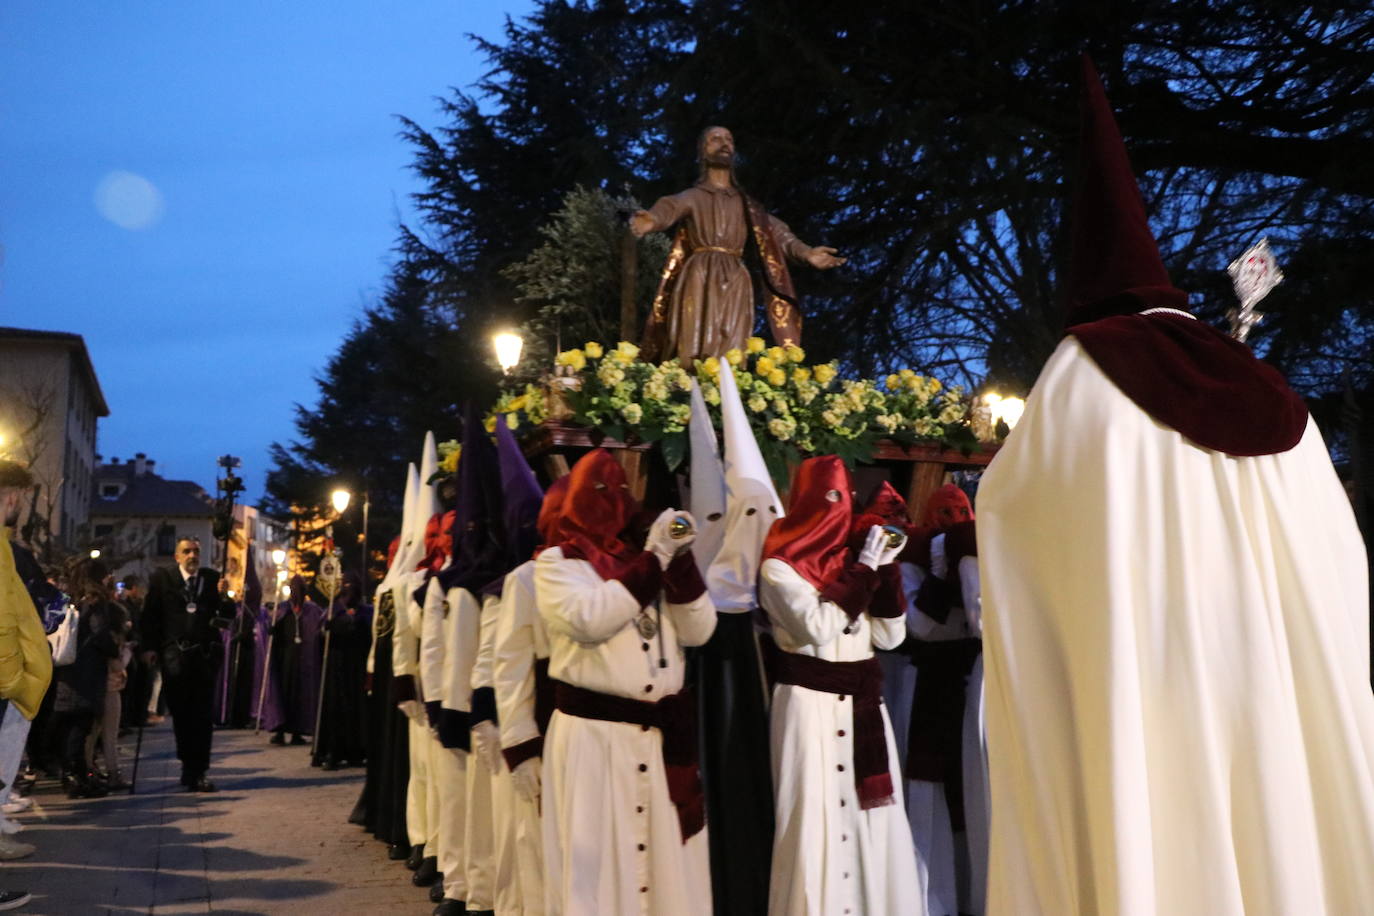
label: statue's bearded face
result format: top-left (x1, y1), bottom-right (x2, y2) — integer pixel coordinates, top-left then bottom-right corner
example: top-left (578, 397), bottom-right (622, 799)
top-left (700, 127), bottom-right (735, 168)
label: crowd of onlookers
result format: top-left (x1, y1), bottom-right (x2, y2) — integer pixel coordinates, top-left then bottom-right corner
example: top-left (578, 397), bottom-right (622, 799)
top-left (1, 459), bottom-right (176, 914)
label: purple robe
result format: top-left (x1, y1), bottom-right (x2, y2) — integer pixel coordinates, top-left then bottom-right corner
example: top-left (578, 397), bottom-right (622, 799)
top-left (256, 601), bottom-right (325, 735)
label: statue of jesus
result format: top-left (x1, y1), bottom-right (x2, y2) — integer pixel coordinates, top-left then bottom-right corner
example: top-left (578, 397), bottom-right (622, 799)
top-left (630, 126), bottom-right (846, 365)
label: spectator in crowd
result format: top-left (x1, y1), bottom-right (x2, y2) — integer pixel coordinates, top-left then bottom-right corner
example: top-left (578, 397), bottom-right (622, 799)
top-left (53, 557), bottom-right (120, 799)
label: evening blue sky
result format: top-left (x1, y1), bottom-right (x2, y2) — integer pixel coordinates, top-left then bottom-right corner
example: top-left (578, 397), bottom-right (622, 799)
top-left (0, 1), bottom-right (534, 501)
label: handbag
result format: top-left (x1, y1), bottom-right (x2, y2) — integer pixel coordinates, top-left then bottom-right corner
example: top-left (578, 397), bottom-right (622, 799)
top-left (47, 605), bottom-right (79, 667)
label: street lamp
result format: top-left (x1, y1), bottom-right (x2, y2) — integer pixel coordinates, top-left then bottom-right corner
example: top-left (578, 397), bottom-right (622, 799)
top-left (88, 548), bottom-right (101, 559)
top-left (271, 548), bottom-right (287, 566)
top-left (996, 396), bottom-right (1026, 430)
top-left (492, 331), bottom-right (523, 375)
top-left (331, 488), bottom-right (352, 514)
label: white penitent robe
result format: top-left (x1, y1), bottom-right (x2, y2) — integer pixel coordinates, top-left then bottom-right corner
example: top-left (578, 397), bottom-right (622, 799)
top-left (904, 547), bottom-right (977, 916)
top-left (420, 576), bottom-right (466, 902)
top-left (979, 336), bottom-right (1374, 915)
top-left (759, 558), bottom-right (924, 916)
top-left (535, 547), bottom-right (716, 916)
top-left (493, 560), bottom-right (550, 915)
top-left (957, 556), bottom-right (988, 916)
top-left (465, 592), bottom-right (503, 913)
top-left (394, 570), bottom-right (432, 850)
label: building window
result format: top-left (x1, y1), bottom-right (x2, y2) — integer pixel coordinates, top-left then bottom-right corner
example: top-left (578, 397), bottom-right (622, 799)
top-left (156, 524), bottom-right (176, 557)
top-left (94, 524), bottom-right (113, 538)
top-left (100, 483), bottom-right (122, 499)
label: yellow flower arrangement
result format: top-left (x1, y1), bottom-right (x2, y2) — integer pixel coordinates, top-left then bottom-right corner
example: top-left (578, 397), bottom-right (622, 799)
top-left (499, 338), bottom-right (982, 476)
top-left (438, 442), bottom-right (461, 474)
top-left (556, 348), bottom-right (587, 371)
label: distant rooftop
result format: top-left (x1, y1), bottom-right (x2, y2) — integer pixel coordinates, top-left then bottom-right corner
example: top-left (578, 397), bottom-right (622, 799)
top-left (91, 455), bottom-right (215, 518)
top-left (0, 326), bottom-right (110, 416)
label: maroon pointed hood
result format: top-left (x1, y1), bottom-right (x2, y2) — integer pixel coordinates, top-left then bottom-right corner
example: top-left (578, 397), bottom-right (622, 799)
top-left (1062, 54), bottom-right (1308, 457)
top-left (1064, 54), bottom-right (1188, 327)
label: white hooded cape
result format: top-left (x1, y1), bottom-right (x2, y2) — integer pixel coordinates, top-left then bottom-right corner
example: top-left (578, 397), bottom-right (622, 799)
top-left (977, 335), bottom-right (1374, 915)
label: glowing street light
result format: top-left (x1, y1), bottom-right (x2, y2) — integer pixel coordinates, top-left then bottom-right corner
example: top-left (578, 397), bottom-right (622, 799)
top-left (271, 548), bottom-right (287, 566)
top-left (492, 331), bottom-right (523, 374)
top-left (88, 548), bottom-right (101, 559)
top-left (983, 392), bottom-right (1026, 432)
top-left (996, 396), bottom-right (1026, 430)
top-left (331, 488), bottom-right (352, 514)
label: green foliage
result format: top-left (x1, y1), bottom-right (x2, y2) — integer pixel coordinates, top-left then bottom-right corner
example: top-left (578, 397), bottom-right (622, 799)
top-left (502, 186), bottom-right (670, 376)
top-left (270, 0), bottom-right (1374, 525)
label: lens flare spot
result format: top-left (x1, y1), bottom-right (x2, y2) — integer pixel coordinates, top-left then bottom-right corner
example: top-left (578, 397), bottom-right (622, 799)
top-left (94, 170), bottom-right (165, 230)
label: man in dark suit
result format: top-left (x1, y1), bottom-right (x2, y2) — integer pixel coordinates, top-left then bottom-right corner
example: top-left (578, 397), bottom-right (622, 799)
top-left (140, 537), bottom-right (227, 791)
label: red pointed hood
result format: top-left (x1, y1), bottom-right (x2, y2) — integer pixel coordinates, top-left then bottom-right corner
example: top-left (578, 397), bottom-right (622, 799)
top-left (763, 455), bottom-right (854, 592)
top-left (1064, 54), bottom-right (1188, 328)
top-left (1063, 54), bottom-right (1308, 457)
top-left (554, 449), bottom-right (640, 580)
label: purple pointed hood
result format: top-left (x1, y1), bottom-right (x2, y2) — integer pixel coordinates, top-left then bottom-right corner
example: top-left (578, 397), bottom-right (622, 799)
top-left (495, 415), bottom-right (543, 568)
top-left (438, 404), bottom-right (507, 593)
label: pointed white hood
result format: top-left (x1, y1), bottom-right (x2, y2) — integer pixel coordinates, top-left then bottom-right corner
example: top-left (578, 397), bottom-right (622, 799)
top-left (379, 461), bottom-right (419, 590)
top-left (707, 360), bottom-right (784, 612)
top-left (688, 378), bottom-right (727, 575)
top-left (391, 431), bottom-right (438, 579)
top-left (413, 429), bottom-right (441, 533)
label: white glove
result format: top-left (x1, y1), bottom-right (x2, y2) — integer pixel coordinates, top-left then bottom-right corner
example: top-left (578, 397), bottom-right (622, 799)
top-left (647, 508), bottom-right (696, 570)
top-left (471, 720), bottom-right (503, 772)
top-left (399, 699), bottom-right (423, 722)
top-left (511, 756), bottom-right (541, 802)
top-left (856, 525), bottom-right (887, 571)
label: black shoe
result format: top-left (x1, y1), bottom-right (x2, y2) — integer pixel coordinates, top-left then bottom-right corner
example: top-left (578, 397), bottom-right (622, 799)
top-left (428, 880), bottom-right (445, 903)
top-left (0, 890), bottom-right (32, 911)
top-left (289, 734), bottom-right (307, 746)
top-left (411, 855), bottom-right (438, 887)
top-left (405, 844), bottom-right (424, 870)
top-left (64, 773), bottom-right (109, 799)
top-left (269, 732), bottom-right (285, 745)
top-left (386, 843), bottom-right (409, 861)
top-left (432, 901), bottom-right (465, 916)
top-left (320, 757), bottom-right (338, 771)
top-left (186, 776), bottom-right (217, 793)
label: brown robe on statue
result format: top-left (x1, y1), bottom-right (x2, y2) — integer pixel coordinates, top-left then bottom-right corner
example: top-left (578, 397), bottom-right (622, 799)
top-left (640, 181), bottom-right (811, 365)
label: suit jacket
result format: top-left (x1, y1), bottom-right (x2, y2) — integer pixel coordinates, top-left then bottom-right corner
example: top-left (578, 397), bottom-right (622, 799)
top-left (141, 565), bottom-right (225, 653)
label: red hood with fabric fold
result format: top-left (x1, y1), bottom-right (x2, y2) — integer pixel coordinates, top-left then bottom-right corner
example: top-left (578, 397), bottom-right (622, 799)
top-left (553, 449), bottom-right (641, 580)
top-left (763, 455), bottom-right (854, 591)
top-left (850, 480), bottom-right (910, 550)
top-left (534, 476), bottom-right (570, 559)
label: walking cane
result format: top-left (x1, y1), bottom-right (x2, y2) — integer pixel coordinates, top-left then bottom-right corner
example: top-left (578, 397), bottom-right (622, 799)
top-left (128, 721), bottom-right (144, 795)
top-left (310, 552), bottom-right (342, 758)
top-left (254, 605), bottom-right (280, 734)
top-left (310, 601), bottom-right (335, 758)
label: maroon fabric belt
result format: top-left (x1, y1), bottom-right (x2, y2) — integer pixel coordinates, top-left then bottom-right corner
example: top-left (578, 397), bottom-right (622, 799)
top-left (554, 680), bottom-right (704, 842)
top-left (533, 657), bottom-right (554, 736)
top-left (771, 650), bottom-right (894, 810)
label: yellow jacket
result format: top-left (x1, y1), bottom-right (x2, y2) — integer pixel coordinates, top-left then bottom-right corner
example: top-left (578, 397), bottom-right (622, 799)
top-left (0, 530), bottom-right (53, 719)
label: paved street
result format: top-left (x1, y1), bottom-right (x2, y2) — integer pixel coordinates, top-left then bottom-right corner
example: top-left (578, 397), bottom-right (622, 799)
top-left (7, 723), bottom-right (422, 914)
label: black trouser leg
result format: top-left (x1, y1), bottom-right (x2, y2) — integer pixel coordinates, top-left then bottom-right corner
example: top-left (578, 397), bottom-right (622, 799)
top-left (164, 662), bottom-right (214, 777)
top-left (57, 709), bottom-right (95, 775)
